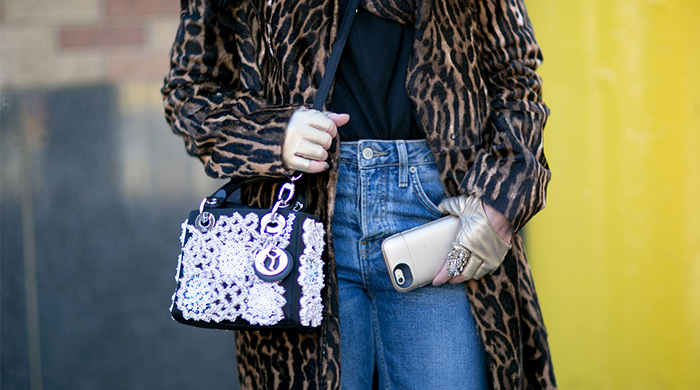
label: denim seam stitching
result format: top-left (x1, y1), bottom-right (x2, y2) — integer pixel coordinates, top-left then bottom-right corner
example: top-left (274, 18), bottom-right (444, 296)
top-left (410, 169), bottom-right (444, 217)
top-left (369, 290), bottom-right (391, 390)
top-left (358, 170), bottom-right (370, 290)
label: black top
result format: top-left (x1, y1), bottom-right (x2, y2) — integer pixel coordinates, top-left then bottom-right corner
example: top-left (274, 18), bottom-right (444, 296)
top-left (329, 3), bottom-right (424, 141)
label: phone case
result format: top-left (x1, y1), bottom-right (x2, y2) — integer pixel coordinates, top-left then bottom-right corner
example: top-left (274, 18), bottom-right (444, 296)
top-left (381, 215), bottom-right (460, 292)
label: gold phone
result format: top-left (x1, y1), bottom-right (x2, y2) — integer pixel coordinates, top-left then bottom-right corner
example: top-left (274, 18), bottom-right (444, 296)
top-left (381, 216), bottom-right (460, 292)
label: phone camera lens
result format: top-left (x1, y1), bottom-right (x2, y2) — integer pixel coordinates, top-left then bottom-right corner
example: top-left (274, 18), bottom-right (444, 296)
top-left (394, 269), bottom-right (405, 285)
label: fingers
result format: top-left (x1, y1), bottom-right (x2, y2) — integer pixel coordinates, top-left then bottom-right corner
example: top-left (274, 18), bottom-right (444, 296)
top-left (444, 254), bottom-right (487, 284)
top-left (327, 112), bottom-right (350, 130)
top-left (447, 274), bottom-right (470, 284)
top-left (307, 110), bottom-right (347, 141)
top-left (282, 132), bottom-right (330, 172)
top-left (473, 258), bottom-right (494, 280)
top-left (460, 254), bottom-right (483, 280)
top-left (294, 141), bottom-right (329, 161)
top-left (434, 195), bottom-right (510, 284)
top-left (434, 254), bottom-right (485, 286)
top-left (432, 262), bottom-right (452, 287)
top-left (439, 196), bottom-right (468, 215)
top-left (308, 160), bottom-right (330, 174)
top-left (438, 197), bottom-right (459, 215)
top-left (283, 108), bottom-right (350, 173)
top-left (292, 118), bottom-right (334, 150)
top-left (285, 154), bottom-right (330, 173)
top-left (307, 111), bottom-right (336, 135)
top-left (438, 195), bottom-right (479, 216)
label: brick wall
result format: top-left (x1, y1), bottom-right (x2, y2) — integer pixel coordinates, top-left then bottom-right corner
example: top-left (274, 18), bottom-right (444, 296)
top-left (0, 0), bottom-right (180, 88)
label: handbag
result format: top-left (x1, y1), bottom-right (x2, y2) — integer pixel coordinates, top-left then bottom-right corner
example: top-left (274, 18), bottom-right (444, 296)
top-left (171, 178), bottom-right (327, 329)
top-left (170, 0), bottom-right (360, 330)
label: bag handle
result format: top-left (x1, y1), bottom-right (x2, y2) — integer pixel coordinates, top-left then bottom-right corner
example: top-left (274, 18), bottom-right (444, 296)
top-left (199, 174), bottom-right (303, 212)
top-left (204, 0), bottom-right (361, 209)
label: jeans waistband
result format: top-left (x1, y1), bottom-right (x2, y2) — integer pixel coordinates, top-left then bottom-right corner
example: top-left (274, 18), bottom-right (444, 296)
top-left (338, 139), bottom-right (435, 168)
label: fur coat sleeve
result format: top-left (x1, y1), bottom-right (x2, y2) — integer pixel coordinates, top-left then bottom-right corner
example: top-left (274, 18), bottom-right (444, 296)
top-left (160, 0), bottom-right (298, 179)
top-left (466, 0), bottom-right (551, 232)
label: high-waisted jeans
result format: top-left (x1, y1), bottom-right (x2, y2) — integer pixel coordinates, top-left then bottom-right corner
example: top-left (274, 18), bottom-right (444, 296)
top-left (332, 140), bottom-right (488, 390)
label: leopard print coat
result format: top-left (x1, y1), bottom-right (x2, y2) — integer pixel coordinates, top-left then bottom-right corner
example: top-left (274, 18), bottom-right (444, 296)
top-left (161, 0), bottom-right (556, 388)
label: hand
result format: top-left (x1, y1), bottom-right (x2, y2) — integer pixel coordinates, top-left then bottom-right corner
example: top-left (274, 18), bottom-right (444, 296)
top-left (282, 107), bottom-right (349, 173)
top-left (432, 196), bottom-right (513, 286)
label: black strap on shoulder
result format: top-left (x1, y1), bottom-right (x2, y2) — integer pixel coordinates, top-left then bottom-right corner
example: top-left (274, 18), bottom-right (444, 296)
top-left (312, 0), bottom-right (361, 111)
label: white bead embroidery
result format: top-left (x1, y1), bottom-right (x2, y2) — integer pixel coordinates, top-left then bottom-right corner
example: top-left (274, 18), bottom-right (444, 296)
top-left (179, 220), bottom-right (188, 246)
top-left (176, 212), bottom-right (293, 326)
top-left (297, 218), bottom-right (325, 327)
top-left (241, 283), bottom-right (286, 325)
top-left (175, 210), bottom-right (324, 327)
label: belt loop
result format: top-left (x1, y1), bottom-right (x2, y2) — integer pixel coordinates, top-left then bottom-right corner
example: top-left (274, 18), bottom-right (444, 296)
top-left (357, 141), bottom-right (364, 166)
top-left (397, 140), bottom-right (408, 188)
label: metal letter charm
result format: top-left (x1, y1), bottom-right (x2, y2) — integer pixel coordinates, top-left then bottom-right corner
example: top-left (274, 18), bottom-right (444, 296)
top-left (254, 246), bottom-right (293, 282)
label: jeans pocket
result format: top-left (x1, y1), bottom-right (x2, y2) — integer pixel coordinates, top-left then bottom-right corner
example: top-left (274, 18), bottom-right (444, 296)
top-left (409, 164), bottom-right (445, 218)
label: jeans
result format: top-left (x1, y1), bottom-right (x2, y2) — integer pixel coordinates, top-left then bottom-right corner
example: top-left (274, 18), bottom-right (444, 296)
top-left (332, 140), bottom-right (488, 390)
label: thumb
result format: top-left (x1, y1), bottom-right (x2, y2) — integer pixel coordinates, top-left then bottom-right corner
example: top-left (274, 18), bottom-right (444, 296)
top-left (327, 112), bottom-right (350, 127)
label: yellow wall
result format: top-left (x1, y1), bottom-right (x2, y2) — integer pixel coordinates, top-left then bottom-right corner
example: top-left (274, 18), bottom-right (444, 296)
top-left (524, 0), bottom-right (700, 388)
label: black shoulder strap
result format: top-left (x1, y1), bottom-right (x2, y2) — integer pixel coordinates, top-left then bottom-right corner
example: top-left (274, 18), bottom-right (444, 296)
top-left (312, 0), bottom-right (361, 111)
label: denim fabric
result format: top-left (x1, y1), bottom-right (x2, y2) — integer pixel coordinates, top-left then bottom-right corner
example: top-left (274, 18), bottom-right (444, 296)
top-left (332, 140), bottom-right (488, 390)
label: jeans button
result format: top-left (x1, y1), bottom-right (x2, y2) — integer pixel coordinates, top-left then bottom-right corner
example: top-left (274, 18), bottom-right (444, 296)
top-left (362, 147), bottom-right (373, 160)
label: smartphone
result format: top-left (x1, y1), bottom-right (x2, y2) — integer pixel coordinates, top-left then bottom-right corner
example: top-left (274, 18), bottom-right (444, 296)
top-left (381, 216), bottom-right (460, 292)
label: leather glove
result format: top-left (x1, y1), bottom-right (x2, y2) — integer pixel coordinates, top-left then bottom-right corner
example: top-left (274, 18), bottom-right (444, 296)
top-left (439, 195), bottom-right (512, 280)
top-left (282, 107), bottom-right (348, 173)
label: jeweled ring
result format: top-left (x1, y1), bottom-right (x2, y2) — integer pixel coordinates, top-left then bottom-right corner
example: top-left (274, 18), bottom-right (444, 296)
top-left (447, 245), bottom-right (470, 277)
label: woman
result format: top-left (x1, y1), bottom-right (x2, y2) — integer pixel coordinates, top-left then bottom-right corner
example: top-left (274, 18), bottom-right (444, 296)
top-left (161, 0), bottom-right (555, 388)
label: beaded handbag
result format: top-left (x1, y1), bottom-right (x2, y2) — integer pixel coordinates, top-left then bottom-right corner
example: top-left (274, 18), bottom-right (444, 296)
top-left (171, 178), bottom-right (326, 329)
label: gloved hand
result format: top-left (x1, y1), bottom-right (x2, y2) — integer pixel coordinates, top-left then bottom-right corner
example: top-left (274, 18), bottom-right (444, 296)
top-left (432, 195), bottom-right (513, 285)
top-left (282, 107), bottom-right (349, 173)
